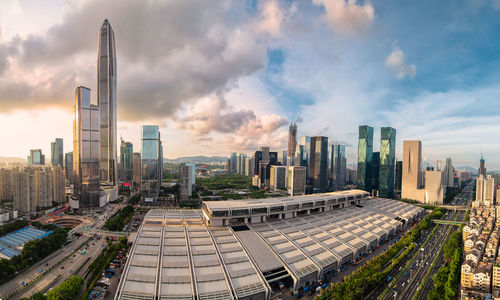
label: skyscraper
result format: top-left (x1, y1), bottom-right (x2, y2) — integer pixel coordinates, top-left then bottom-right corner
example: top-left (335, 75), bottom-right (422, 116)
top-left (287, 166), bottom-right (306, 196)
top-left (97, 19), bottom-right (118, 186)
top-left (395, 161), bottom-right (402, 192)
top-left (71, 86), bottom-right (101, 209)
top-left (402, 140), bottom-right (424, 202)
top-left (476, 175), bottom-right (494, 207)
top-left (357, 125), bottom-right (373, 191)
top-left (379, 127), bottom-right (396, 198)
top-left (119, 139), bottom-right (133, 184)
top-left (141, 125), bottom-right (162, 202)
top-left (132, 152), bottom-right (141, 186)
top-left (50, 138), bottom-right (64, 167)
top-left (179, 163), bottom-right (194, 201)
top-left (28, 149), bottom-right (45, 165)
top-left (331, 145), bottom-right (346, 190)
top-left (65, 152), bottom-right (73, 183)
top-left (444, 158), bottom-right (454, 187)
top-left (309, 136), bottom-right (328, 192)
top-left (230, 153), bottom-right (237, 174)
top-left (287, 123), bottom-right (297, 164)
top-left (478, 156), bottom-right (486, 178)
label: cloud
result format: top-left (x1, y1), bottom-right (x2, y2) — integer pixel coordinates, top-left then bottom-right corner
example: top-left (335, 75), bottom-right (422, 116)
top-left (0, 0), bottom-right (276, 122)
top-left (312, 0), bottom-right (374, 35)
top-left (176, 92), bottom-right (288, 150)
top-left (385, 46), bottom-right (416, 79)
top-left (258, 0), bottom-right (285, 37)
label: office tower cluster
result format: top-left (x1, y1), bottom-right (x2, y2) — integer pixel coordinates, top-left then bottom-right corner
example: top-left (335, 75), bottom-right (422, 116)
top-left (0, 166), bottom-right (65, 213)
top-left (227, 153), bottom-right (253, 176)
top-left (179, 163), bottom-right (196, 201)
top-left (461, 206), bottom-right (500, 299)
top-left (357, 125), bottom-right (397, 198)
top-left (401, 140), bottom-right (444, 204)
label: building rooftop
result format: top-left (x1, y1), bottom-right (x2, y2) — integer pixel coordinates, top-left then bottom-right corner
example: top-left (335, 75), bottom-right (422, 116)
top-left (115, 195), bottom-right (423, 300)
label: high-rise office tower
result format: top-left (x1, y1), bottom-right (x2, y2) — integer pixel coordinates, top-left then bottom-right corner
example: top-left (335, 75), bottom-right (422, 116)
top-left (244, 157), bottom-right (253, 176)
top-left (132, 153), bottom-right (141, 186)
top-left (270, 165), bottom-right (287, 191)
top-left (65, 152), bottom-right (73, 183)
top-left (72, 86), bottom-right (101, 209)
top-left (357, 125), bottom-right (373, 191)
top-left (395, 161), bottom-right (403, 192)
top-left (478, 156), bottom-right (486, 178)
top-left (444, 158), bottom-right (454, 187)
top-left (287, 166), bottom-right (306, 196)
top-left (369, 152), bottom-right (380, 195)
top-left (424, 170), bottom-right (444, 205)
top-left (402, 140), bottom-right (424, 201)
top-left (476, 174), bottom-right (494, 207)
top-left (436, 160), bottom-right (442, 171)
top-left (50, 138), bottom-right (64, 167)
top-left (98, 19), bottom-right (118, 186)
top-left (278, 150), bottom-right (287, 166)
top-left (379, 127), bottom-right (396, 198)
top-left (236, 153), bottom-right (247, 175)
top-left (331, 145), bottom-right (347, 190)
top-left (287, 123), bottom-right (297, 164)
top-left (119, 138), bottom-right (133, 184)
top-left (141, 125), bottom-right (162, 202)
top-left (179, 163), bottom-right (195, 201)
top-left (309, 136), bottom-right (328, 192)
top-left (230, 153), bottom-right (237, 173)
top-left (28, 149), bottom-right (45, 165)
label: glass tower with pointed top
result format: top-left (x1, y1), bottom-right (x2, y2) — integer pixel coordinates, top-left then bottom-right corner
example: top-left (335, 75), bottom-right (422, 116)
top-left (379, 127), bottom-right (396, 198)
top-left (97, 19), bottom-right (117, 185)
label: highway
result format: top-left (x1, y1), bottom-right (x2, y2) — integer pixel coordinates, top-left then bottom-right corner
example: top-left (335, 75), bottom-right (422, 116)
top-left (13, 237), bottom-right (104, 300)
top-left (380, 181), bottom-right (473, 299)
top-left (0, 197), bottom-right (129, 299)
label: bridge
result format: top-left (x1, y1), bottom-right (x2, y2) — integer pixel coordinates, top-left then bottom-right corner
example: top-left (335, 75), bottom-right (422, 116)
top-left (432, 219), bottom-right (466, 225)
top-left (69, 225), bottom-right (129, 238)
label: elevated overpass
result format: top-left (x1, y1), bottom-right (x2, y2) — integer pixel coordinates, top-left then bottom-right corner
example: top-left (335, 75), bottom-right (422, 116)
top-left (69, 225), bottom-right (129, 238)
top-left (432, 219), bottom-right (465, 225)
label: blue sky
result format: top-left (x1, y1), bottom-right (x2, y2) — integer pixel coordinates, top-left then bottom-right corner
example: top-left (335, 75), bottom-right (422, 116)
top-left (1, 0), bottom-right (500, 168)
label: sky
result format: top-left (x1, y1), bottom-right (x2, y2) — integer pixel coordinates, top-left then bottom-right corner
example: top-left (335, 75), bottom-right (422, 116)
top-left (1, 0), bottom-right (500, 168)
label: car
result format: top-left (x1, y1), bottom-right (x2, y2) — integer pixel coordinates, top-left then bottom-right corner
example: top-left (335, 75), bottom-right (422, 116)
top-left (45, 263), bottom-right (49, 266)
top-left (61, 266), bottom-right (65, 269)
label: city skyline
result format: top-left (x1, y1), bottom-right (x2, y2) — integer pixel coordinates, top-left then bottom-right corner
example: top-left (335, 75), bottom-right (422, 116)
top-left (2, 1), bottom-right (500, 168)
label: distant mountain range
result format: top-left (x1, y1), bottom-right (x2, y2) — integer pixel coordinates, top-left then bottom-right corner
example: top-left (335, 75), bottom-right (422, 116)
top-left (456, 166), bottom-right (477, 173)
top-left (164, 156), bottom-right (228, 163)
top-left (0, 156), bottom-right (26, 164)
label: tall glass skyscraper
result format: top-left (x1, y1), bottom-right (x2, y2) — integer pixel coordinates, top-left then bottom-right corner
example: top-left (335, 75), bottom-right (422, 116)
top-left (331, 144), bottom-right (347, 189)
top-left (379, 127), bottom-right (396, 198)
top-left (65, 152), bottom-right (73, 183)
top-left (309, 136), bottom-right (328, 192)
top-left (97, 19), bottom-right (117, 186)
top-left (357, 125), bottom-right (373, 191)
top-left (73, 86), bottom-right (100, 209)
top-left (120, 139), bottom-right (133, 184)
top-left (28, 149), bottom-right (45, 165)
top-left (141, 126), bottom-right (162, 202)
top-left (51, 138), bottom-right (64, 167)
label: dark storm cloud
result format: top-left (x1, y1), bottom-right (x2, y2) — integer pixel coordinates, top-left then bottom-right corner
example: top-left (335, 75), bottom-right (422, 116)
top-left (0, 0), bottom-right (268, 123)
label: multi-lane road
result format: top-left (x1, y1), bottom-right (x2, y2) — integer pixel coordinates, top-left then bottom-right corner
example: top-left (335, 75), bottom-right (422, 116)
top-left (380, 181), bottom-right (473, 299)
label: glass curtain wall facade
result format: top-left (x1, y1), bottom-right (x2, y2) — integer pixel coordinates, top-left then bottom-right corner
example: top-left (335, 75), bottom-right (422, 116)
top-left (357, 125), bottom-right (373, 191)
top-left (51, 138), bottom-right (64, 167)
top-left (65, 152), bottom-right (73, 183)
top-left (73, 86), bottom-right (100, 208)
top-left (309, 136), bottom-right (328, 192)
top-left (379, 127), bottom-right (396, 198)
top-left (331, 145), bottom-right (347, 189)
top-left (28, 149), bottom-right (45, 165)
top-left (97, 19), bottom-right (118, 185)
top-left (141, 126), bottom-right (162, 202)
top-left (120, 139), bottom-right (133, 184)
